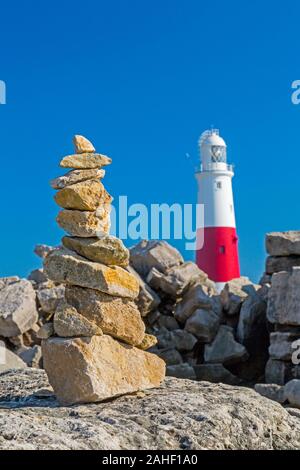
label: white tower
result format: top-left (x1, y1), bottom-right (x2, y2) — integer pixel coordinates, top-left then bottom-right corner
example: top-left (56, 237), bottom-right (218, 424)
top-left (195, 129), bottom-right (240, 291)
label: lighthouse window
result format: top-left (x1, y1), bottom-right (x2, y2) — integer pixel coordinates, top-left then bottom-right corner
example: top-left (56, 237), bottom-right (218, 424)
top-left (219, 245), bottom-right (226, 254)
top-left (216, 181), bottom-right (222, 189)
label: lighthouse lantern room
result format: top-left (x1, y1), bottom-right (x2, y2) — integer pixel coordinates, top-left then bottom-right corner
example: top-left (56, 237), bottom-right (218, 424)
top-left (195, 129), bottom-right (240, 291)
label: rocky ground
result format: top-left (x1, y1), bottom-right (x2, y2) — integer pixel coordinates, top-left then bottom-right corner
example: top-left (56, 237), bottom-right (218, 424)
top-left (0, 368), bottom-right (300, 450)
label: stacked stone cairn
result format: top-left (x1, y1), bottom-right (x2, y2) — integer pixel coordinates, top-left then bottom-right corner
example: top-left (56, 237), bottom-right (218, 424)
top-left (41, 135), bottom-right (165, 405)
top-left (263, 232), bottom-right (300, 387)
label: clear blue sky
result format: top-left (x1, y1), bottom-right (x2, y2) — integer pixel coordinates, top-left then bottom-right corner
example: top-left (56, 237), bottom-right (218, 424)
top-left (0, 0), bottom-right (299, 282)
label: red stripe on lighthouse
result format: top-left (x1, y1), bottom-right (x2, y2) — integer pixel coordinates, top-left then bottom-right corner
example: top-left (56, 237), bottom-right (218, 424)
top-left (196, 226), bottom-right (240, 282)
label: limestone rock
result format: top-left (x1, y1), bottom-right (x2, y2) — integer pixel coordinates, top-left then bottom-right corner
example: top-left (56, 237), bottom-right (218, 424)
top-left (50, 168), bottom-right (105, 190)
top-left (147, 262), bottom-right (207, 298)
top-left (57, 208), bottom-right (110, 238)
top-left (220, 277), bottom-right (259, 316)
top-left (73, 135), bottom-right (96, 154)
top-left (184, 308), bottom-right (219, 342)
top-left (157, 314), bottom-right (179, 331)
top-left (28, 268), bottom-right (48, 284)
top-left (130, 240), bottom-right (183, 278)
top-left (204, 326), bottom-right (248, 365)
top-left (42, 335), bottom-right (165, 405)
top-left (137, 334), bottom-right (157, 350)
top-left (171, 329), bottom-right (197, 352)
top-left (193, 363), bottom-right (240, 385)
top-left (54, 301), bottom-right (103, 337)
top-left (266, 255), bottom-right (300, 274)
top-left (284, 379), bottom-right (300, 408)
top-left (37, 285), bottom-right (65, 315)
top-left (1, 369), bottom-right (300, 449)
top-left (0, 343), bottom-right (27, 373)
top-left (266, 231), bottom-right (300, 256)
top-left (60, 153), bottom-right (112, 169)
top-left (18, 345), bottom-right (42, 368)
top-left (54, 180), bottom-right (112, 211)
top-left (265, 358), bottom-right (293, 385)
top-left (254, 383), bottom-right (286, 404)
top-left (0, 280), bottom-right (38, 337)
top-left (0, 276), bottom-right (20, 290)
top-left (34, 244), bottom-right (54, 259)
top-left (267, 268), bottom-right (300, 325)
top-left (62, 235), bottom-right (129, 267)
top-left (175, 284), bottom-right (221, 324)
top-left (269, 332), bottom-right (299, 361)
top-left (167, 363), bottom-right (196, 380)
top-left (44, 248), bottom-right (139, 299)
top-left (37, 323), bottom-right (54, 339)
top-left (126, 265), bottom-right (160, 316)
top-left (155, 347), bottom-right (183, 365)
top-left (65, 285), bottom-right (144, 346)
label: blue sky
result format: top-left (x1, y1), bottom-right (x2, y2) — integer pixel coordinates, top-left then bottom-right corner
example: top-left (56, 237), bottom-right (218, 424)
top-left (0, 0), bottom-right (299, 282)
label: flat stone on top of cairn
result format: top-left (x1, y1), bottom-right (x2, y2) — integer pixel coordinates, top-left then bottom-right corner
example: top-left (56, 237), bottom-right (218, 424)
top-left (42, 134), bottom-right (165, 405)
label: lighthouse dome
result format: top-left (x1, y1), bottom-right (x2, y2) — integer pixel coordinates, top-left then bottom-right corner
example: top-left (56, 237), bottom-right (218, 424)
top-left (199, 129), bottom-right (227, 166)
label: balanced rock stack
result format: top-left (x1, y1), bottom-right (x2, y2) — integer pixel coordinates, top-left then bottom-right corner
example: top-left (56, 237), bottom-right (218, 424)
top-left (41, 135), bottom-right (165, 405)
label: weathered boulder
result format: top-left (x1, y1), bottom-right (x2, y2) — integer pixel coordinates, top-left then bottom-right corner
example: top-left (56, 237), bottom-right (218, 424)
top-left (28, 268), bottom-right (48, 284)
top-left (175, 284), bottom-right (221, 324)
top-left (185, 309), bottom-right (219, 342)
top-left (265, 358), bottom-right (293, 385)
top-left (269, 332), bottom-right (300, 361)
top-left (157, 314), bottom-right (180, 331)
top-left (73, 135), bottom-right (96, 154)
top-left (1, 369), bottom-right (300, 450)
top-left (284, 379), bottom-right (300, 408)
top-left (37, 323), bottom-right (54, 339)
top-left (155, 347), bottom-right (183, 365)
top-left (44, 248), bottom-right (139, 299)
top-left (146, 262), bottom-right (207, 298)
top-left (137, 334), bottom-right (157, 351)
top-left (36, 285), bottom-right (65, 315)
top-left (237, 287), bottom-right (268, 344)
top-left (0, 280), bottom-right (38, 337)
top-left (50, 168), bottom-right (105, 190)
top-left (57, 208), bottom-right (110, 238)
top-left (130, 240), bottom-right (183, 278)
top-left (42, 335), bottom-right (165, 406)
top-left (18, 345), bottom-right (42, 368)
top-left (220, 277), bottom-right (259, 316)
top-left (266, 255), bottom-right (300, 274)
top-left (254, 383), bottom-right (286, 404)
top-left (62, 235), bottom-right (129, 266)
top-left (0, 342), bottom-right (27, 372)
top-left (266, 231), bottom-right (300, 256)
top-left (59, 153), bottom-right (111, 169)
top-left (267, 268), bottom-right (300, 325)
top-left (167, 363), bottom-right (196, 380)
top-left (54, 180), bottom-right (112, 211)
top-left (65, 285), bottom-right (145, 346)
top-left (170, 329), bottom-right (197, 352)
top-left (0, 277), bottom-right (20, 290)
top-left (193, 363), bottom-right (241, 385)
top-left (126, 265), bottom-right (160, 316)
top-left (54, 301), bottom-right (103, 337)
top-left (204, 326), bottom-right (248, 365)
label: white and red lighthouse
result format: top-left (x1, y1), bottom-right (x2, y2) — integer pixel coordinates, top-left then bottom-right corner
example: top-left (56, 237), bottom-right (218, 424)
top-left (195, 129), bottom-right (240, 291)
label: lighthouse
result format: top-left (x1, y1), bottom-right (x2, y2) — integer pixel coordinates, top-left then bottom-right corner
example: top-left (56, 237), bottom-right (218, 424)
top-left (195, 129), bottom-right (240, 291)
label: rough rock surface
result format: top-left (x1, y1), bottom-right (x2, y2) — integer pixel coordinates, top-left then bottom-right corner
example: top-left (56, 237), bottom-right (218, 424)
top-left (204, 326), bottom-right (248, 365)
top-left (53, 301), bottom-right (103, 337)
top-left (266, 256), bottom-right (300, 274)
top-left (42, 335), bottom-right (165, 405)
top-left (130, 240), bottom-right (183, 278)
top-left (284, 379), bottom-right (300, 408)
top-left (0, 280), bottom-right (38, 337)
top-left (266, 231), bottom-right (300, 256)
top-left (62, 235), bottom-right (129, 266)
top-left (50, 168), bottom-right (105, 189)
top-left (54, 180), bottom-right (112, 211)
top-left (0, 343), bottom-right (27, 372)
top-left (73, 135), bottom-right (96, 154)
top-left (44, 248), bottom-right (139, 299)
top-left (57, 209), bottom-right (110, 237)
top-left (65, 286), bottom-right (145, 346)
top-left (0, 369), bottom-right (300, 450)
top-left (59, 153), bottom-right (112, 169)
top-left (267, 268), bottom-right (300, 325)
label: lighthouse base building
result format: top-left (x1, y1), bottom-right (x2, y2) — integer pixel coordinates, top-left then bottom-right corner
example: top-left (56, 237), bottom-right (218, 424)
top-left (195, 129), bottom-right (240, 291)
